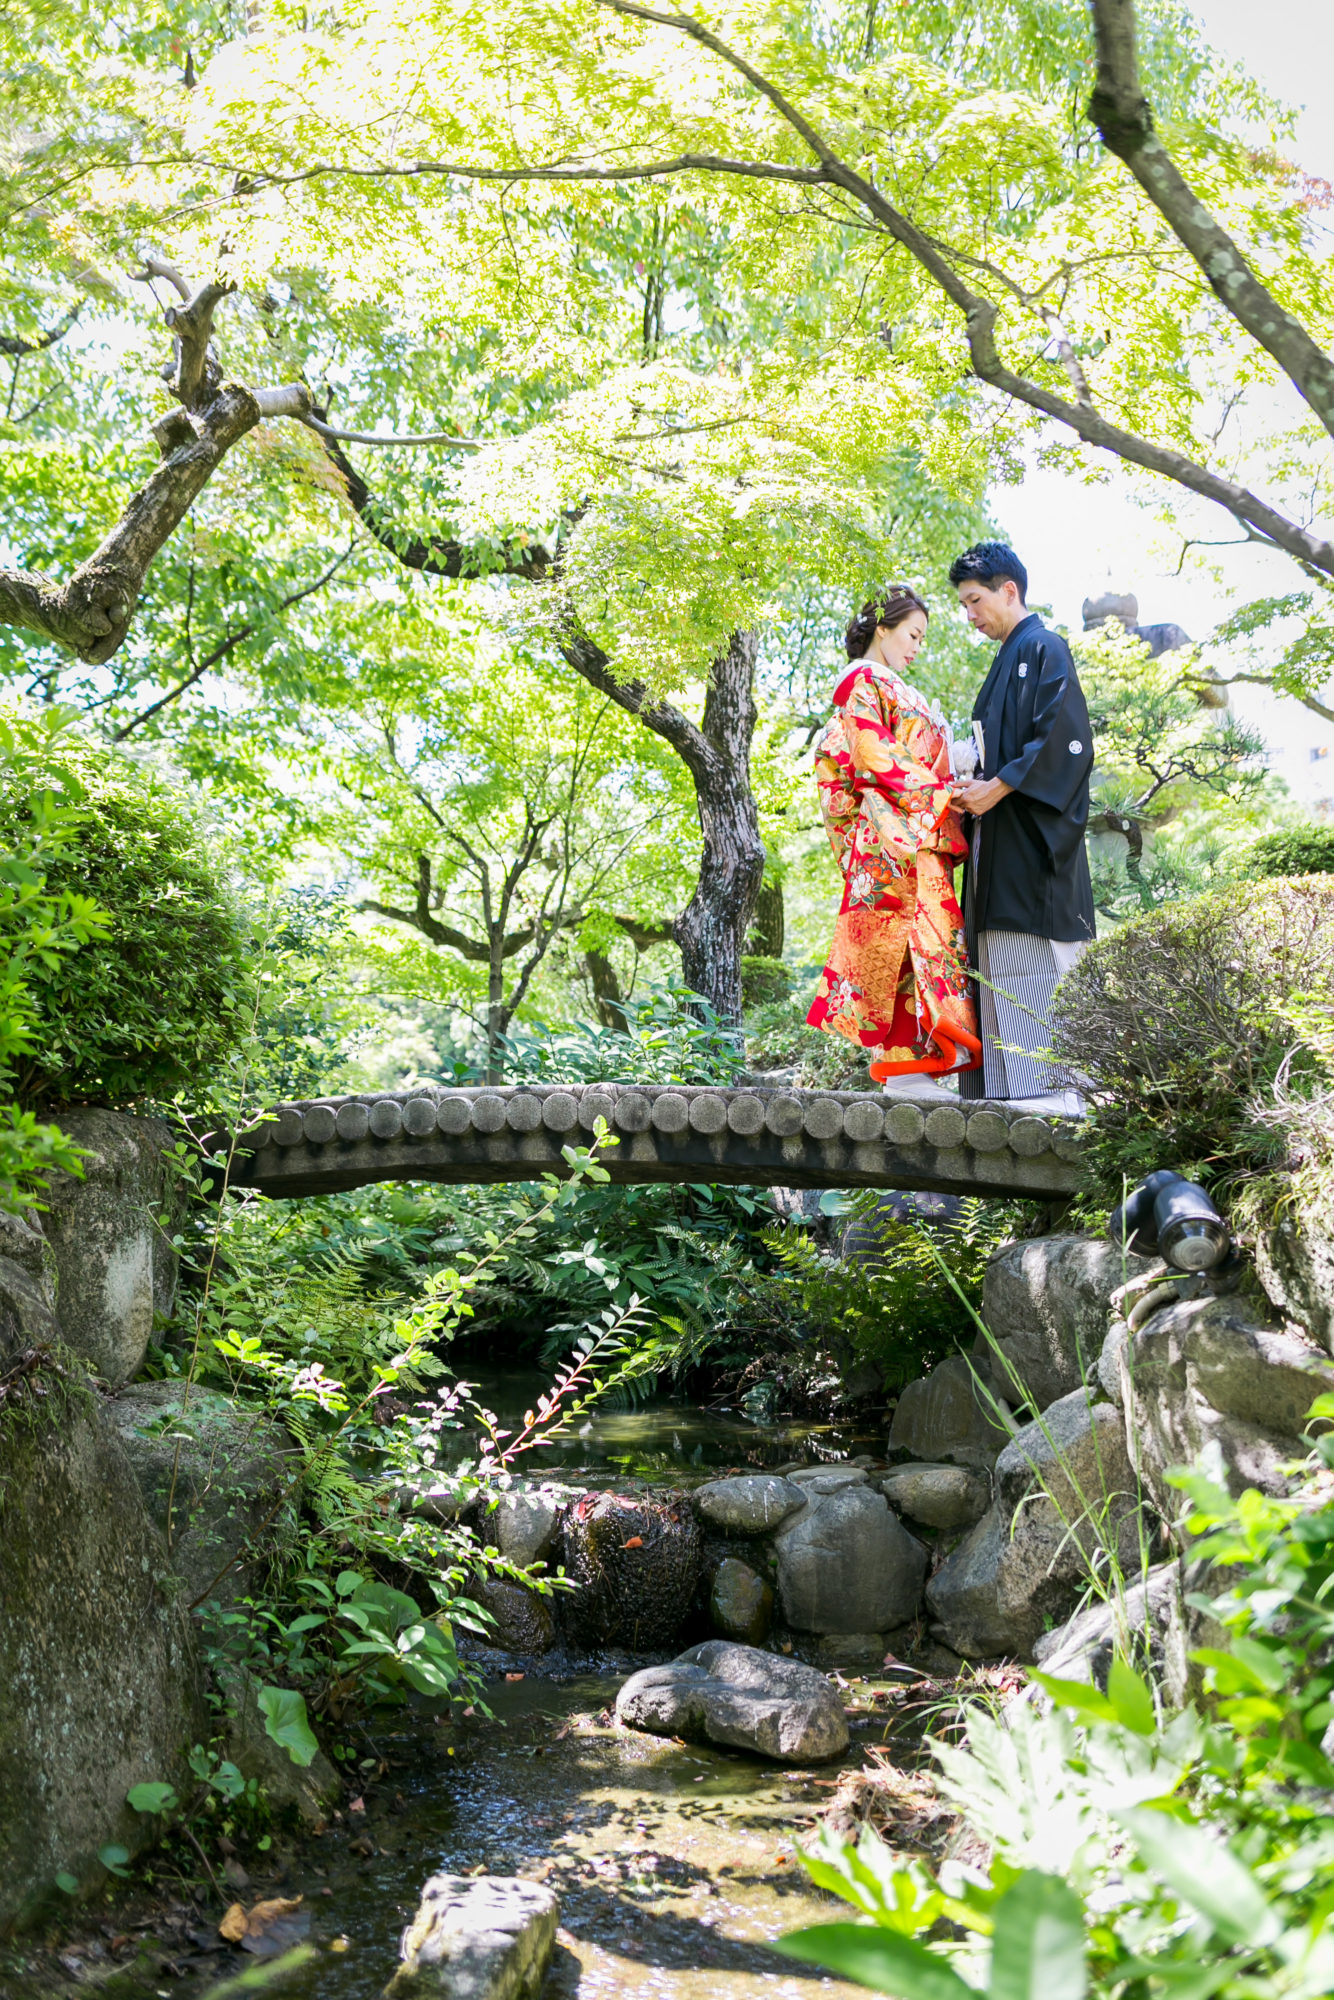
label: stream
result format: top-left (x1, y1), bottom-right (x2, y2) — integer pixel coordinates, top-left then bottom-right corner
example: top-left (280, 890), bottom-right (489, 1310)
top-left (444, 1365), bottom-right (886, 1479)
top-left (15, 1672), bottom-right (899, 2000)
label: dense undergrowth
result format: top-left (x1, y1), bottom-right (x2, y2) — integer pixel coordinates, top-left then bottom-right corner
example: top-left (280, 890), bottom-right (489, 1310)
top-left (1052, 875), bottom-right (1334, 1228)
top-left (779, 1404), bottom-right (1334, 2000)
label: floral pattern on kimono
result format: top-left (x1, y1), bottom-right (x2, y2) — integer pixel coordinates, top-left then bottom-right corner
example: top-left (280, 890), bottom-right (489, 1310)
top-left (806, 661), bottom-right (981, 1078)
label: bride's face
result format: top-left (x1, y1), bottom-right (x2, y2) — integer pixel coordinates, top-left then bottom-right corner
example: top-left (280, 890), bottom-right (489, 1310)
top-left (873, 610), bottom-right (928, 671)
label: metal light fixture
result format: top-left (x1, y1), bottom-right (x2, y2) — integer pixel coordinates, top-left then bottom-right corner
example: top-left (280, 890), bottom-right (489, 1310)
top-left (1108, 1169), bottom-right (1185, 1258)
top-left (1107, 1169), bottom-right (1230, 1272)
top-left (1151, 1179), bottom-right (1231, 1272)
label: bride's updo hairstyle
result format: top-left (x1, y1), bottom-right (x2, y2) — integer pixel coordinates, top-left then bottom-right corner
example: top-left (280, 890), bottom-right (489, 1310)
top-left (844, 585), bottom-right (929, 660)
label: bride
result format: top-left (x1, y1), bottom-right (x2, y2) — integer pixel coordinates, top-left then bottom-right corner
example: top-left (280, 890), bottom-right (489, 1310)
top-left (806, 586), bottom-right (981, 1085)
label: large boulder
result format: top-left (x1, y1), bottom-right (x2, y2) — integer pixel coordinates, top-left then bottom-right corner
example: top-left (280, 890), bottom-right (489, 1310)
top-left (42, 1111), bottom-right (179, 1385)
top-left (616, 1640), bottom-right (848, 1763)
top-left (1032, 1557), bottom-right (1231, 1708)
top-left (889, 1354), bottom-right (1015, 1470)
top-left (0, 1209), bottom-right (62, 1362)
top-left (926, 1392), bottom-right (1139, 1660)
top-left (880, 1462), bottom-right (991, 1533)
top-left (1032, 1562), bottom-right (1186, 1700)
top-left (560, 1491), bottom-right (702, 1649)
top-left (1111, 1294), bottom-right (1334, 1507)
top-left (773, 1481), bottom-right (927, 1634)
top-left (485, 1488), bottom-right (561, 1568)
top-left (473, 1578), bottom-right (555, 1654)
top-left (692, 1473), bottom-right (807, 1534)
top-left (0, 1387), bottom-right (205, 1929)
top-left (975, 1236), bottom-right (1156, 1412)
top-left (387, 1872), bottom-right (560, 1998)
top-left (105, 1379), bottom-right (296, 1611)
top-left (1255, 1220), bottom-right (1334, 1356)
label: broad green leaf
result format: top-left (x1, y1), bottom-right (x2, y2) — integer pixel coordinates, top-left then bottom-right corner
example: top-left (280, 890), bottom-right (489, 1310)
top-left (257, 1686), bottom-right (319, 1768)
top-left (126, 1781), bottom-right (178, 1814)
top-left (1028, 1672), bottom-right (1119, 1726)
top-left (773, 1923), bottom-right (977, 1999)
top-left (1113, 1809), bottom-right (1280, 1947)
top-left (989, 1872), bottom-right (1086, 2000)
top-left (1106, 1658), bottom-right (1156, 1735)
top-left (55, 1872), bottom-right (79, 1895)
top-left (98, 1843), bottom-right (131, 1877)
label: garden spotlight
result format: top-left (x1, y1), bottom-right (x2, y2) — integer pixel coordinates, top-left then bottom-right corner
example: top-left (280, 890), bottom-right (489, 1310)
top-left (1107, 1170), bottom-right (1230, 1273)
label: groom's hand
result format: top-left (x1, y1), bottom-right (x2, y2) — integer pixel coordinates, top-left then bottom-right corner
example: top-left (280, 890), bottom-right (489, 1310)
top-left (953, 775), bottom-right (1013, 816)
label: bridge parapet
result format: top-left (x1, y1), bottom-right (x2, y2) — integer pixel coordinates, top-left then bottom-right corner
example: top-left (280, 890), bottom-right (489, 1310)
top-left (224, 1084), bottom-right (1081, 1201)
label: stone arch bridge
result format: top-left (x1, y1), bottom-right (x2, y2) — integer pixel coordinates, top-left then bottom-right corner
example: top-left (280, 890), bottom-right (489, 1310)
top-left (220, 1083), bottom-right (1080, 1202)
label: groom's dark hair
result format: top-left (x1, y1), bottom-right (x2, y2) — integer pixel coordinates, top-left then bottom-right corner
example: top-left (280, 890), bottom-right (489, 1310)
top-left (948, 541), bottom-right (1028, 601)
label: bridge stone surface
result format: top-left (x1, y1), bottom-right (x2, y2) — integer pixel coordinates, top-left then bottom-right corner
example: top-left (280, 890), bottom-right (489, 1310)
top-left (224, 1084), bottom-right (1081, 1201)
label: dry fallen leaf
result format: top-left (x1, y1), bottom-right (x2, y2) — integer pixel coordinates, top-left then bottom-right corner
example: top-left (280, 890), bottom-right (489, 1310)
top-left (219, 1896), bottom-right (310, 1959)
top-left (348, 1796), bottom-right (366, 1815)
top-left (621, 1535), bottom-right (644, 1549)
top-left (505, 1671), bottom-right (525, 1682)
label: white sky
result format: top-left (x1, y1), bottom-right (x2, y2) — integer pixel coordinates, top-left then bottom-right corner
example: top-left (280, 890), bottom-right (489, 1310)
top-left (999, 0), bottom-right (1334, 643)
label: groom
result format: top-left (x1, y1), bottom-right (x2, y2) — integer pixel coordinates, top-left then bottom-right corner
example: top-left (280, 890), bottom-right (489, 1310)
top-left (947, 542), bottom-right (1095, 1106)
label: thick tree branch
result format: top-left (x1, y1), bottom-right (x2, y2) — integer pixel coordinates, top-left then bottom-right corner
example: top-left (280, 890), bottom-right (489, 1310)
top-left (313, 417), bottom-right (553, 582)
top-left (585, 1), bottom-right (1334, 581)
top-left (0, 307), bottom-right (79, 358)
top-left (1087, 0), bottom-right (1334, 442)
top-left (0, 383), bottom-right (263, 661)
top-left (553, 617), bottom-right (717, 782)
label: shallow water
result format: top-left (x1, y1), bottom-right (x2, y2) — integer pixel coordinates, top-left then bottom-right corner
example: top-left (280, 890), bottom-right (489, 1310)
top-left (23, 1676), bottom-right (884, 2000)
top-left (449, 1365), bottom-right (885, 1478)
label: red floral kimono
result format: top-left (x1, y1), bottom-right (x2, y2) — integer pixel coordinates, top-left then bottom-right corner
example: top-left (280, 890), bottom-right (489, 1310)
top-left (806, 661), bottom-right (981, 1080)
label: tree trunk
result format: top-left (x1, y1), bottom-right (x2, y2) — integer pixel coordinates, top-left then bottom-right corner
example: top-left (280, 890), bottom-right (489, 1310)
top-left (584, 948), bottom-right (630, 1032)
top-left (670, 629), bottom-right (766, 1026)
top-left (747, 874), bottom-right (785, 957)
top-left (322, 439), bottom-right (768, 1025)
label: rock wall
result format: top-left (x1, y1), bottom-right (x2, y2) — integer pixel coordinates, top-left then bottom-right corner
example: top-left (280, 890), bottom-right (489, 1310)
top-left (0, 1115), bottom-right (301, 1931)
top-left (43, 1111), bottom-right (179, 1386)
top-left (0, 1190), bottom-right (204, 1933)
top-left (470, 1221), bottom-right (1334, 1677)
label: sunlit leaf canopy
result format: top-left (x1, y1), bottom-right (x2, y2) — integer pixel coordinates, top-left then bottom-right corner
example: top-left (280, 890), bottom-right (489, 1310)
top-left (6, 0), bottom-right (1329, 722)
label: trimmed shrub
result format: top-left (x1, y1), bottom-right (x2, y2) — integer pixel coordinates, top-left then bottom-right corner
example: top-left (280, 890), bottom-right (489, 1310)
top-left (0, 721), bottom-right (255, 1107)
top-left (1238, 824), bottom-right (1334, 880)
top-left (1051, 875), bottom-right (1334, 1206)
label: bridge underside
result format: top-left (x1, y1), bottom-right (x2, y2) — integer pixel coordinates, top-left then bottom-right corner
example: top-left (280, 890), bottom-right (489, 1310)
top-left (222, 1084), bottom-right (1082, 1202)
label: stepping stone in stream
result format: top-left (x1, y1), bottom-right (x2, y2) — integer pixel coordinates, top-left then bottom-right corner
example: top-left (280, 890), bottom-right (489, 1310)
top-left (616, 1639), bottom-right (849, 1763)
top-left (384, 1873), bottom-right (559, 1998)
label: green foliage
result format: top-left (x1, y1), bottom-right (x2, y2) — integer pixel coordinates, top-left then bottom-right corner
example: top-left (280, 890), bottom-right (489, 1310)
top-left (0, 704), bottom-right (106, 1205)
top-left (745, 999), bottom-right (870, 1089)
top-left (0, 712), bottom-right (255, 1108)
top-left (740, 955), bottom-right (791, 1007)
top-left (1237, 825), bottom-right (1334, 882)
top-left (503, 982), bottom-right (745, 1085)
top-left (256, 1686), bottom-right (319, 1768)
top-left (1172, 1410), bottom-right (1334, 1791)
top-left (1051, 876), bottom-right (1334, 1207)
top-left (180, 1126), bottom-right (675, 1717)
top-left (1078, 624), bottom-right (1269, 922)
top-left (246, 890), bottom-right (370, 1104)
top-left (777, 1409), bottom-right (1334, 1999)
top-left (755, 1198), bottom-right (1019, 1394)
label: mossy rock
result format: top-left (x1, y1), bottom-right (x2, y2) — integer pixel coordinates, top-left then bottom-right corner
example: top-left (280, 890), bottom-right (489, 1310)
top-left (560, 1492), bottom-right (702, 1649)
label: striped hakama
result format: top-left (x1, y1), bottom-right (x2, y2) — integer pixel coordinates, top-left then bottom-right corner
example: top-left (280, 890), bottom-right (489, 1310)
top-left (959, 929), bottom-right (1086, 1099)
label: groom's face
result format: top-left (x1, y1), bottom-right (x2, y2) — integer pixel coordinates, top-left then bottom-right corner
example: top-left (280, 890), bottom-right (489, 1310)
top-left (956, 578), bottom-right (1023, 640)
